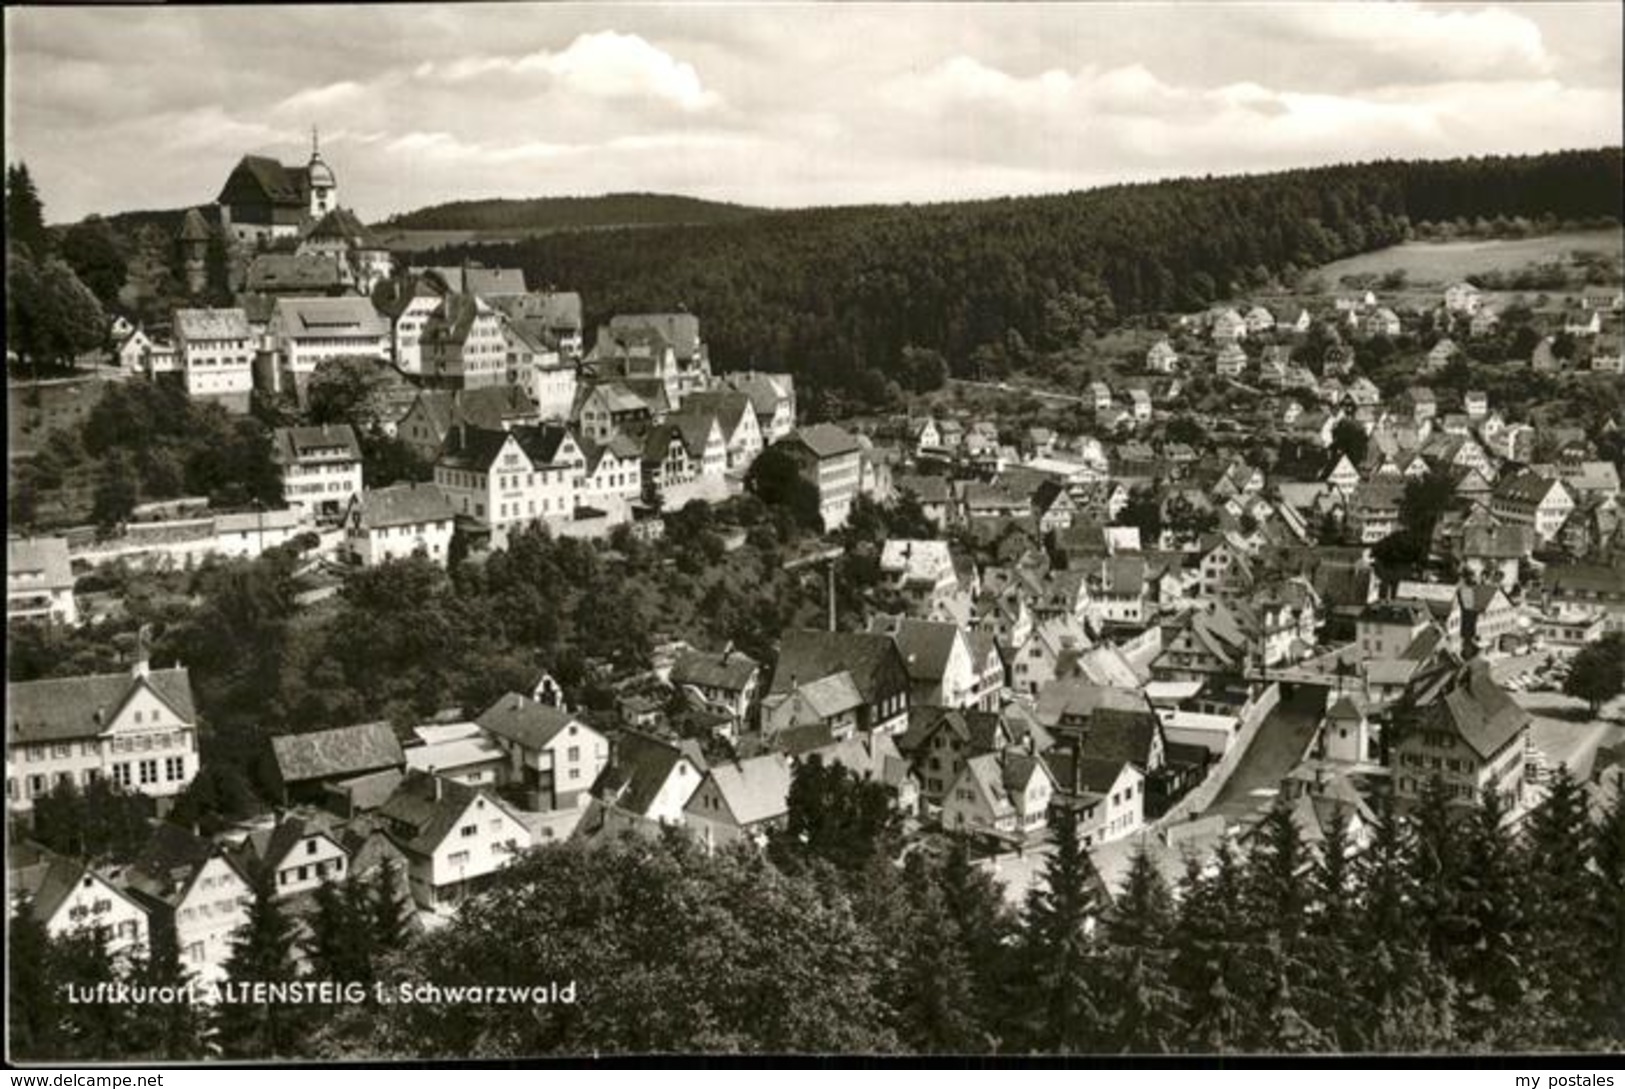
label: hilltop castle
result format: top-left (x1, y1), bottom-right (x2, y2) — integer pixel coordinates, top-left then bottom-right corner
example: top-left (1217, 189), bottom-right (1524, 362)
top-left (175, 130), bottom-right (390, 298)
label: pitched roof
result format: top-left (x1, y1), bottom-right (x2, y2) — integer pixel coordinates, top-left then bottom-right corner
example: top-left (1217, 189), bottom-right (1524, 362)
top-left (247, 253), bottom-right (352, 293)
top-left (273, 296), bottom-right (386, 338)
top-left (677, 391), bottom-right (753, 440)
top-left (422, 292), bottom-right (493, 346)
top-left (871, 617), bottom-right (964, 683)
top-left (722, 371), bottom-right (794, 420)
top-left (593, 730), bottom-right (706, 818)
top-left (786, 423), bottom-right (860, 460)
top-left (352, 483), bottom-right (455, 530)
top-left (371, 273), bottom-right (446, 319)
top-left (304, 206), bottom-right (382, 248)
top-left (770, 628), bottom-right (906, 704)
top-left (272, 722), bottom-right (405, 785)
top-left (377, 770), bottom-right (525, 855)
top-left (1409, 659), bottom-right (1529, 760)
top-left (609, 313), bottom-right (701, 359)
top-left (9, 668), bottom-right (196, 746)
top-left (273, 423), bottom-right (362, 464)
top-left (8, 536), bottom-right (73, 589)
top-left (670, 647), bottom-right (760, 692)
top-left (700, 754), bottom-right (792, 826)
top-left (179, 207), bottom-right (212, 242)
top-left (437, 423), bottom-right (520, 472)
top-left (476, 692), bottom-right (584, 751)
top-left (174, 307), bottom-right (250, 341)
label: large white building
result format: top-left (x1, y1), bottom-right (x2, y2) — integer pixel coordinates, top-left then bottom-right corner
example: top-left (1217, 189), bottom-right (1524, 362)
top-left (433, 423), bottom-right (586, 546)
top-left (343, 483), bottom-right (457, 567)
top-left (268, 297), bottom-right (390, 400)
top-left (174, 308), bottom-right (254, 410)
top-left (7, 660), bottom-right (199, 813)
top-left (7, 536), bottom-right (77, 627)
top-left (272, 424), bottom-right (364, 520)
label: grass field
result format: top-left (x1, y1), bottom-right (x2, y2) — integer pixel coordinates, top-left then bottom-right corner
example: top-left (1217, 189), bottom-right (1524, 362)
top-left (1314, 229), bottom-right (1623, 286)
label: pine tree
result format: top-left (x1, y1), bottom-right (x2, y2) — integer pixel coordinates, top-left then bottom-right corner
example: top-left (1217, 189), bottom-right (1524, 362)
top-left (894, 855), bottom-right (980, 1053)
top-left (937, 836), bottom-right (1017, 1047)
top-left (306, 875), bottom-right (371, 984)
top-left (117, 927), bottom-right (210, 1061)
top-left (1586, 786), bottom-right (1625, 1043)
top-left (1098, 843), bottom-right (1182, 1052)
top-left (8, 896), bottom-right (65, 1060)
top-left (1522, 766), bottom-right (1594, 1036)
top-left (370, 857), bottom-right (413, 952)
top-left (52, 926), bottom-right (125, 1059)
top-left (1454, 786), bottom-right (1539, 1046)
top-left (1019, 803), bottom-right (1102, 1052)
top-left (214, 870), bottom-right (304, 1058)
top-left (6, 162), bottom-right (49, 259)
top-left (1306, 809), bottom-right (1361, 1049)
top-left (1407, 774), bottom-right (1467, 966)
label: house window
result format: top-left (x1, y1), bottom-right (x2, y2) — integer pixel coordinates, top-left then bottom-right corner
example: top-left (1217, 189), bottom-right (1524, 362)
top-left (448, 851), bottom-right (471, 867)
top-left (306, 840), bottom-right (319, 855)
top-left (297, 866), bottom-right (309, 881)
top-left (461, 824), bottom-right (478, 838)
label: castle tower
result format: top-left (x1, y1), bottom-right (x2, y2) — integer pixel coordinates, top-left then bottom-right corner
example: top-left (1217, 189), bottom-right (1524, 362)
top-left (178, 208), bottom-right (212, 296)
top-left (306, 126), bottom-right (336, 218)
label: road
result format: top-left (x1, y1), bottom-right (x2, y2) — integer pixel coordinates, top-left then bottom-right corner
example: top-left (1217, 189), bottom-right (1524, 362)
top-left (947, 377), bottom-right (1089, 405)
top-left (1202, 685), bottom-right (1327, 823)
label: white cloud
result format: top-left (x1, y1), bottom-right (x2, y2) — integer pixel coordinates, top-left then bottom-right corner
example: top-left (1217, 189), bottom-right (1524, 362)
top-left (1263, 3), bottom-right (1552, 82)
top-left (417, 30), bottom-right (720, 111)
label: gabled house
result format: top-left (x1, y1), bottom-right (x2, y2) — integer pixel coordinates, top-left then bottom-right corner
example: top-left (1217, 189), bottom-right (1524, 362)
top-left (684, 754), bottom-right (794, 851)
top-left (1444, 282), bottom-right (1481, 313)
top-left (1425, 339), bottom-right (1458, 373)
top-left (1492, 470), bottom-right (1575, 543)
top-left (765, 629), bottom-right (912, 736)
top-left (591, 730), bottom-right (707, 835)
top-left (940, 750), bottom-right (1055, 841)
top-left (269, 721), bottom-right (404, 805)
top-left (1044, 749), bottom-right (1146, 848)
top-left (1390, 660), bottom-right (1528, 806)
top-left (376, 771), bottom-right (531, 909)
top-left (1244, 306), bottom-right (1276, 335)
top-left (871, 616), bottom-right (1001, 711)
top-left (7, 536), bottom-right (78, 627)
top-left (343, 482), bottom-right (457, 567)
top-left (1146, 340), bottom-right (1179, 373)
top-left (669, 646), bottom-right (760, 723)
top-left (273, 423), bottom-right (363, 519)
top-left (395, 385), bottom-right (543, 463)
top-left (121, 824), bottom-right (251, 984)
top-left (720, 371), bottom-right (796, 445)
top-left (233, 814), bottom-right (350, 900)
top-left (8, 660), bottom-right (199, 812)
top-left (678, 390), bottom-right (763, 471)
top-left (28, 858), bottom-right (149, 959)
top-left (1215, 342), bottom-right (1247, 377)
top-left (476, 693), bottom-right (608, 811)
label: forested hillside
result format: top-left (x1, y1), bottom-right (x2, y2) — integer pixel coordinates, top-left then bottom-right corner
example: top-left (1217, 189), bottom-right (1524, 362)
top-left (379, 191), bottom-right (764, 232)
top-left (429, 149), bottom-right (1623, 408)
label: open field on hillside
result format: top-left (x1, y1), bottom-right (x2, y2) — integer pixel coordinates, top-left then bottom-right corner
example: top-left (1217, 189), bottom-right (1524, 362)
top-left (1314, 229), bottom-right (1623, 285)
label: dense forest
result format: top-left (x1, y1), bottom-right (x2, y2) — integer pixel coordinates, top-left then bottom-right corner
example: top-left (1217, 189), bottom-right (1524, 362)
top-left (427, 149), bottom-right (1624, 409)
top-left (378, 191), bottom-right (766, 233)
top-left (12, 766), bottom-right (1625, 1059)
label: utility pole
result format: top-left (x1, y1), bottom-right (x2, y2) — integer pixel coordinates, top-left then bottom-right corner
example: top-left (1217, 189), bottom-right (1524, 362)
top-left (827, 557), bottom-right (837, 633)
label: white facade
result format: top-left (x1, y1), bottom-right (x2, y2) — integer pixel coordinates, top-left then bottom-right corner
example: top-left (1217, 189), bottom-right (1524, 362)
top-left (41, 869), bottom-right (149, 960)
top-left (7, 667), bottom-right (199, 812)
top-left (171, 855), bottom-right (252, 985)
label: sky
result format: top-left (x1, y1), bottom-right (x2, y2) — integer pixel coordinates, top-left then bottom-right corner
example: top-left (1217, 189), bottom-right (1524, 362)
top-left (5, 2), bottom-right (1622, 224)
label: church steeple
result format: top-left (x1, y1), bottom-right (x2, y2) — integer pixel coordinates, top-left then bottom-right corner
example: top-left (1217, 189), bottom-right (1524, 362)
top-left (306, 124), bottom-right (336, 218)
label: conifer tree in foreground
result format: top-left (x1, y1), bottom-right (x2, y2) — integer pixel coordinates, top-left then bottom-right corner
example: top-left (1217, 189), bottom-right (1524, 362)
top-left (1020, 803), bottom-right (1102, 1053)
top-left (215, 870), bottom-right (303, 1058)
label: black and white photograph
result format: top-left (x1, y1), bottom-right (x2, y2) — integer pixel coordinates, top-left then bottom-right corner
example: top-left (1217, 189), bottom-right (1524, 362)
top-left (4, 0), bottom-right (1624, 1066)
